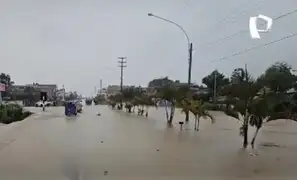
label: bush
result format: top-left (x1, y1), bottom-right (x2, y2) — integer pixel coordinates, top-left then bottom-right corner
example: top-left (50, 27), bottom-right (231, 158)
top-left (93, 94), bottom-right (107, 105)
top-left (85, 99), bottom-right (92, 105)
top-left (204, 103), bottom-right (225, 111)
top-left (0, 104), bottom-right (32, 124)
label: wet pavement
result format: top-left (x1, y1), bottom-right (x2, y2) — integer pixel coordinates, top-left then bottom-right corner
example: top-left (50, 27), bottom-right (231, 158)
top-left (0, 105), bottom-right (296, 179)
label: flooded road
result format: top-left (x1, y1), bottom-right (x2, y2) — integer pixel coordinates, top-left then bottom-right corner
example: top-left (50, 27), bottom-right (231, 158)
top-left (0, 105), bottom-right (296, 179)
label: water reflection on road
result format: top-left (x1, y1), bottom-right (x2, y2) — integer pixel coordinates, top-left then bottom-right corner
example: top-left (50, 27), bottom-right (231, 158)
top-left (0, 105), bottom-right (296, 179)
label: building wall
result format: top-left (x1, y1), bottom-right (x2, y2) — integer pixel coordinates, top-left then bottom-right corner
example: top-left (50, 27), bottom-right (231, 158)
top-left (11, 85), bottom-right (26, 93)
top-left (56, 88), bottom-right (65, 100)
top-left (32, 83), bottom-right (57, 100)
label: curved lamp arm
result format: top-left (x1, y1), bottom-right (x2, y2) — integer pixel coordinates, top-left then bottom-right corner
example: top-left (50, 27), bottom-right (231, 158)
top-left (148, 13), bottom-right (190, 45)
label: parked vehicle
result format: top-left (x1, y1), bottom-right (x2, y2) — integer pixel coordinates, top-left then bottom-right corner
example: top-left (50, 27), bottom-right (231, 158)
top-left (35, 101), bottom-right (54, 107)
top-left (76, 101), bottom-right (83, 113)
top-left (65, 100), bottom-right (82, 113)
top-left (65, 101), bottom-right (77, 116)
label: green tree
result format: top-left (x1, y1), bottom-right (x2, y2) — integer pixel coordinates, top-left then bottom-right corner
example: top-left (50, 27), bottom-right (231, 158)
top-left (221, 69), bottom-right (261, 148)
top-left (222, 66), bottom-right (297, 148)
top-left (148, 77), bottom-right (174, 88)
top-left (262, 62), bottom-right (296, 93)
top-left (156, 85), bottom-right (177, 126)
top-left (180, 99), bottom-right (214, 131)
top-left (85, 98), bottom-right (93, 105)
top-left (65, 91), bottom-right (78, 101)
top-left (248, 93), bottom-right (290, 148)
top-left (230, 68), bottom-right (246, 84)
top-left (134, 93), bottom-right (156, 117)
top-left (0, 73), bottom-right (14, 86)
top-left (202, 70), bottom-right (229, 97)
top-left (93, 94), bottom-right (106, 105)
top-left (0, 73), bottom-right (14, 98)
top-left (107, 94), bottom-right (122, 109)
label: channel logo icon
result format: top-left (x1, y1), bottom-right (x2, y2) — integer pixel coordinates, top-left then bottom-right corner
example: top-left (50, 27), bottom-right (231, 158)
top-left (249, 14), bottom-right (273, 39)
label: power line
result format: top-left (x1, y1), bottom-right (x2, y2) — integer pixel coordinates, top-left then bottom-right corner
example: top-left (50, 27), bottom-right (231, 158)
top-left (181, 0), bottom-right (267, 38)
top-left (209, 0), bottom-right (268, 33)
top-left (211, 32), bottom-right (297, 63)
top-left (204, 8), bottom-right (297, 47)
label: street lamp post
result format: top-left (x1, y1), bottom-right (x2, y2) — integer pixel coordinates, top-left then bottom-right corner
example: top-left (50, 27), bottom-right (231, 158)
top-left (148, 13), bottom-right (193, 122)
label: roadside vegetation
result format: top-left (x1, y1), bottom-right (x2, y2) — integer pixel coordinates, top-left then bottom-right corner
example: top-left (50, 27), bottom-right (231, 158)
top-left (85, 98), bottom-right (93, 105)
top-left (0, 104), bottom-right (32, 124)
top-left (107, 61), bottom-right (297, 148)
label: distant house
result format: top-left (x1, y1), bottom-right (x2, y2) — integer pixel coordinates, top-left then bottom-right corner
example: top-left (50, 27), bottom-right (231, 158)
top-left (106, 85), bottom-right (121, 95)
top-left (31, 83), bottom-right (57, 100)
top-left (106, 85), bottom-right (141, 95)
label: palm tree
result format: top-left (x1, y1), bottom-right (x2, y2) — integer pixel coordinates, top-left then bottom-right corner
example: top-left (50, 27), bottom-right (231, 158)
top-left (221, 78), bottom-right (261, 148)
top-left (156, 85), bottom-right (177, 126)
top-left (136, 94), bottom-right (156, 117)
top-left (248, 92), bottom-right (297, 148)
top-left (107, 94), bottom-right (122, 109)
top-left (124, 103), bottom-right (133, 113)
top-left (223, 79), bottom-right (297, 148)
top-left (181, 99), bottom-right (214, 131)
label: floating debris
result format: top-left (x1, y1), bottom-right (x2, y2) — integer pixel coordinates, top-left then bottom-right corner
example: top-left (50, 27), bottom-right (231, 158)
top-left (104, 169), bottom-right (108, 175)
top-left (101, 141), bottom-right (104, 143)
top-left (156, 148), bottom-right (160, 152)
top-left (249, 152), bottom-right (258, 156)
top-left (260, 142), bottom-right (282, 148)
top-left (97, 113), bottom-right (101, 116)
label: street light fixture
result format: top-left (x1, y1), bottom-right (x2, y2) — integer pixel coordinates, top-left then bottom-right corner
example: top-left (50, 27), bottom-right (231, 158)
top-left (148, 13), bottom-right (193, 122)
top-left (147, 13), bottom-right (193, 86)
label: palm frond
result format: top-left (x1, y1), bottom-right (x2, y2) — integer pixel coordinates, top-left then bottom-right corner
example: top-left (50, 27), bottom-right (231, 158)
top-left (204, 111), bottom-right (215, 123)
top-left (224, 109), bottom-right (239, 119)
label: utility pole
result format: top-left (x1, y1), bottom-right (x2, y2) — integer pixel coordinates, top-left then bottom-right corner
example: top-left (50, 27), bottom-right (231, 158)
top-left (213, 70), bottom-right (217, 103)
top-left (94, 86), bottom-right (97, 97)
top-left (243, 63), bottom-right (249, 148)
top-left (188, 43), bottom-right (193, 86)
top-left (185, 43), bottom-right (193, 123)
top-left (118, 57), bottom-right (127, 93)
top-left (245, 63), bottom-right (248, 82)
top-left (118, 57), bottom-right (127, 110)
top-left (62, 84), bottom-right (65, 101)
top-left (148, 13), bottom-right (193, 123)
top-left (99, 79), bottom-right (102, 94)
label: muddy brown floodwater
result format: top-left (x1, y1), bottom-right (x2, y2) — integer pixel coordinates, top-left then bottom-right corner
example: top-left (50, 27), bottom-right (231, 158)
top-left (0, 105), bottom-right (296, 180)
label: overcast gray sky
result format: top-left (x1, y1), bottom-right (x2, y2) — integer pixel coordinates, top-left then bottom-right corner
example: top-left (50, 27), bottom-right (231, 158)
top-left (1, 0), bottom-right (297, 96)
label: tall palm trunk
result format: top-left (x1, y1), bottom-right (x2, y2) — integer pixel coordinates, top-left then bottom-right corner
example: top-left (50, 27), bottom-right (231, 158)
top-left (194, 116), bottom-right (197, 130)
top-left (242, 124), bottom-right (248, 148)
top-left (185, 111), bottom-right (189, 123)
top-left (196, 115), bottom-right (200, 131)
top-left (242, 116), bottom-right (249, 148)
top-left (141, 105), bottom-right (144, 116)
top-left (164, 101), bottom-right (169, 120)
top-left (243, 109), bottom-right (249, 148)
top-left (145, 106), bottom-right (149, 117)
top-left (251, 127), bottom-right (260, 149)
top-left (168, 105), bottom-right (175, 126)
